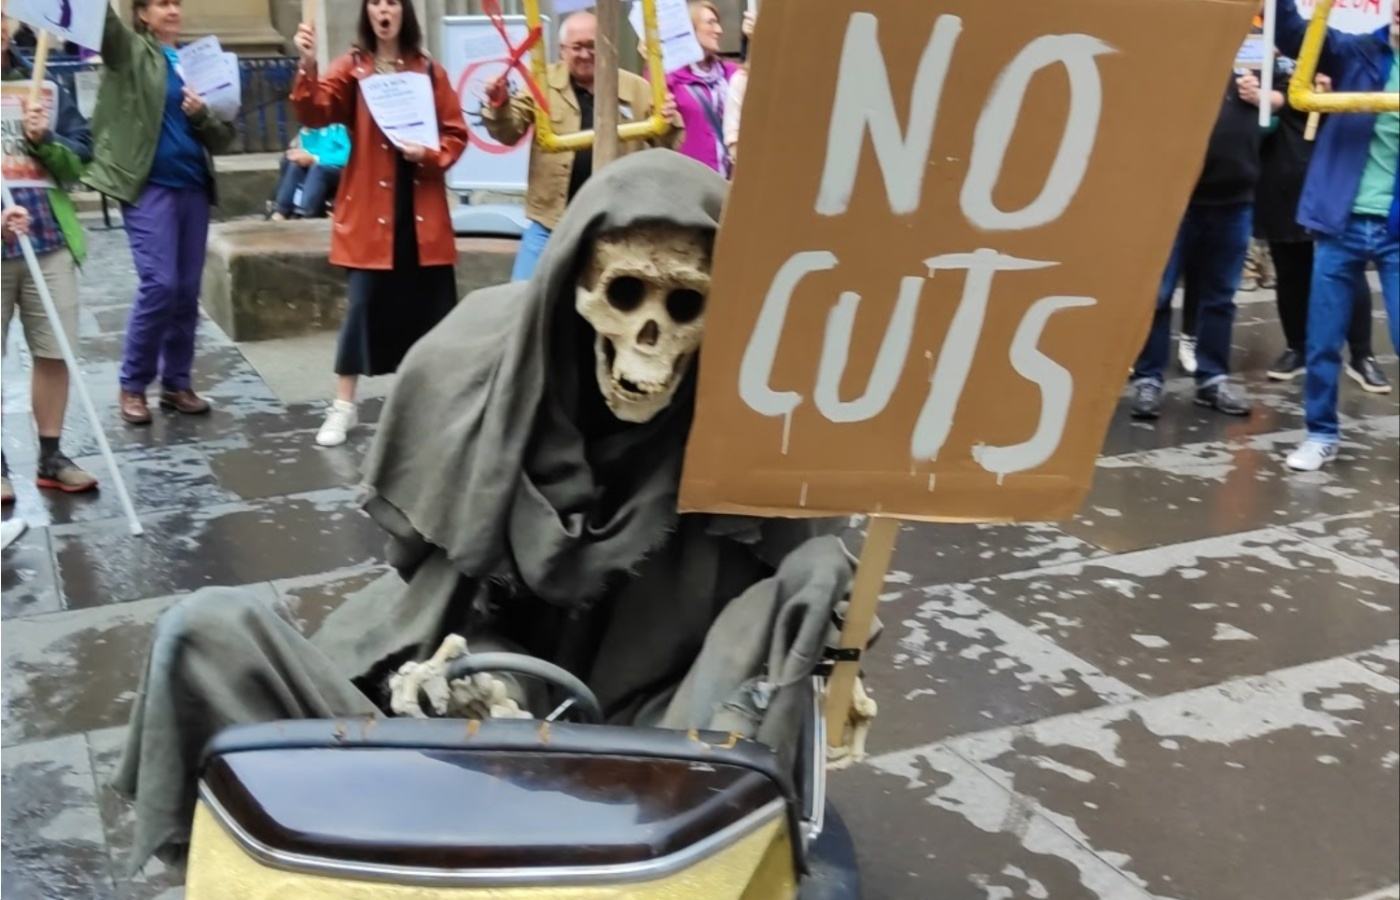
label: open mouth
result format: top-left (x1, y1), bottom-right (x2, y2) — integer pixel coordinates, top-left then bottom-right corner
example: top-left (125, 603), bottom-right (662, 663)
top-left (376, 17), bottom-right (393, 33)
top-left (601, 338), bottom-right (686, 401)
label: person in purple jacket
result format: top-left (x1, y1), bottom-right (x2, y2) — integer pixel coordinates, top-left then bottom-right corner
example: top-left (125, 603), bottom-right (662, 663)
top-left (1276, 0), bottom-right (1399, 472)
top-left (668, 1), bottom-right (738, 177)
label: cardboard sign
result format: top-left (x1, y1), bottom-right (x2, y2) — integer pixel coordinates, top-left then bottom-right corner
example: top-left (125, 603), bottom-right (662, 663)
top-left (2, 82), bottom-right (57, 188)
top-left (6, 0), bottom-right (107, 53)
top-left (679, 0), bottom-right (1257, 523)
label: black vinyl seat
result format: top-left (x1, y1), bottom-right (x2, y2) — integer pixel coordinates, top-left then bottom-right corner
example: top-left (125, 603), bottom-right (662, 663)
top-left (199, 718), bottom-right (800, 873)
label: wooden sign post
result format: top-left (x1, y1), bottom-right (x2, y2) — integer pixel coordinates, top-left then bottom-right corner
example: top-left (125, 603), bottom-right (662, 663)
top-left (594, 0), bottom-right (621, 168)
top-left (27, 30), bottom-right (51, 106)
top-left (678, 0), bottom-right (1262, 749)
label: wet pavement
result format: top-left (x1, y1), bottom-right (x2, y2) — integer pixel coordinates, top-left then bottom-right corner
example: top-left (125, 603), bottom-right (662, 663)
top-left (2, 228), bottom-right (1397, 899)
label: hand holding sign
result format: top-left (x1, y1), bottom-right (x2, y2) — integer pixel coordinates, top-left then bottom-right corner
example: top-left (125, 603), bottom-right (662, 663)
top-left (295, 21), bottom-right (317, 67)
top-left (21, 97), bottom-right (49, 144)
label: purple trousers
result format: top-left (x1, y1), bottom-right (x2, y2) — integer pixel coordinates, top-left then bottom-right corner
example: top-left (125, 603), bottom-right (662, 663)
top-left (120, 185), bottom-right (211, 393)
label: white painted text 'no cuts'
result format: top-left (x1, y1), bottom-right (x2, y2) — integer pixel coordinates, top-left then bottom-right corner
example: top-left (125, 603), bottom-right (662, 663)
top-left (739, 12), bottom-right (1116, 482)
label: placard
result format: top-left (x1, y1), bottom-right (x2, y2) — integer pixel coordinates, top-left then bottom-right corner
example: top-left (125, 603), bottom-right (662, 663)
top-left (441, 14), bottom-right (552, 193)
top-left (627, 0), bottom-right (703, 73)
top-left (6, 0), bottom-right (106, 52)
top-left (1294, 0), bottom-right (1390, 33)
top-left (360, 71), bottom-right (440, 150)
top-left (2, 81), bottom-right (57, 188)
top-left (678, 0), bottom-right (1258, 522)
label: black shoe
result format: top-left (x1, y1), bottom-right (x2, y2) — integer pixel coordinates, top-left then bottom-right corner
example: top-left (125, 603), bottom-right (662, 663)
top-left (1131, 379), bottom-right (1164, 420)
top-left (1346, 356), bottom-right (1392, 394)
top-left (1267, 348), bottom-right (1305, 381)
top-left (1195, 380), bottom-right (1252, 416)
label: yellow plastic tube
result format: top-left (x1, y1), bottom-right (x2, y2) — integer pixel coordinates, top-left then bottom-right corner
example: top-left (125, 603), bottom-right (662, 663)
top-left (522, 0), bottom-right (673, 152)
top-left (1289, 0), bottom-right (1399, 114)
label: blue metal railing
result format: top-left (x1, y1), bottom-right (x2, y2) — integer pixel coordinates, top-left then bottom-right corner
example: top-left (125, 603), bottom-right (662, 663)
top-left (19, 52), bottom-right (300, 155)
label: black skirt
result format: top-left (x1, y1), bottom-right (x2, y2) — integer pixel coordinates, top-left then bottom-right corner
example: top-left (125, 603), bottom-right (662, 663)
top-left (334, 155), bottom-right (457, 377)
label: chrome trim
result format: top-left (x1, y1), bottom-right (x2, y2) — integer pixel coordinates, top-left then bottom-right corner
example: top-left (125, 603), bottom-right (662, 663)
top-left (197, 783), bottom-right (786, 887)
top-left (804, 675), bottom-right (828, 847)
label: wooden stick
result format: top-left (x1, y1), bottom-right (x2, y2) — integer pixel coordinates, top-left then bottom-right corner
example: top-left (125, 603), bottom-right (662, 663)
top-left (28, 30), bottom-right (52, 107)
top-left (825, 516), bottom-right (900, 747)
top-left (593, 0), bottom-right (621, 169)
top-left (1305, 82), bottom-right (1326, 141)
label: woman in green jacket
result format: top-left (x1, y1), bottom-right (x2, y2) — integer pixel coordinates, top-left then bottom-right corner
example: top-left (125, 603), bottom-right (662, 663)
top-left (86, 0), bottom-right (235, 425)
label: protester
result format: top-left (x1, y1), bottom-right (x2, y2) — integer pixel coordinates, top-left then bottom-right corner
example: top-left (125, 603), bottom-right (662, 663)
top-left (292, 0), bottom-right (468, 448)
top-left (482, 10), bottom-right (681, 282)
top-left (668, 0), bottom-right (738, 176)
top-left (2, 20), bottom-right (98, 503)
top-left (722, 8), bottom-right (755, 164)
top-left (1257, 72), bottom-right (1388, 391)
top-left (1130, 67), bottom-right (1284, 420)
top-left (1277, 0), bottom-right (1399, 472)
top-left (268, 124), bottom-right (350, 220)
top-left (85, 1), bottom-right (236, 426)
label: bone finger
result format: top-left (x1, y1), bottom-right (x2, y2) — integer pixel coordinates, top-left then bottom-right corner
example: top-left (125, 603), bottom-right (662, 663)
top-left (427, 633), bottom-right (469, 667)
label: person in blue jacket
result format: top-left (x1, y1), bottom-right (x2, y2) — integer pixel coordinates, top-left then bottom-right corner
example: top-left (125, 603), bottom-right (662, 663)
top-left (268, 124), bottom-right (350, 220)
top-left (1276, 0), bottom-right (1399, 471)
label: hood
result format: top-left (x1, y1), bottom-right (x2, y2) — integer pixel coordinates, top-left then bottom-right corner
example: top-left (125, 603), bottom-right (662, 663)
top-left (362, 150), bottom-right (728, 605)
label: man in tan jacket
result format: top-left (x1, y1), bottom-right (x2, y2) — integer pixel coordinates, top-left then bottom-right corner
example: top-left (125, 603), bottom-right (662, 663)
top-left (483, 11), bottom-right (683, 280)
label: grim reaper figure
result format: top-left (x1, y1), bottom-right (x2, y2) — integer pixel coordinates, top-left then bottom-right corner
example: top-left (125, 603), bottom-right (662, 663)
top-left (112, 151), bottom-right (856, 871)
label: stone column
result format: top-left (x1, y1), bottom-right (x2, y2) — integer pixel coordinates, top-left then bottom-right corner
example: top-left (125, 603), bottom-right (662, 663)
top-left (180, 0), bottom-right (288, 55)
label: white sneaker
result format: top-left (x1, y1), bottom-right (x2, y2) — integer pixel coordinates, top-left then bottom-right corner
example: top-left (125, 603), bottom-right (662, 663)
top-left (1177, 334), bottom-right (1198, 375)
top-left (315, 400), bottom-right (358, 447)
top-left (1286, 439), bottom-right (1338, 472)
top-left (1, 518), bottom-right (28, 551)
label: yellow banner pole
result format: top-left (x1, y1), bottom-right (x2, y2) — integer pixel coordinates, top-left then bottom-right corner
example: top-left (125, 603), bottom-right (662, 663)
top-left (1290, 0), bottom-right (1399, 114)
top-left (523, 0), bottom-right (671, 153)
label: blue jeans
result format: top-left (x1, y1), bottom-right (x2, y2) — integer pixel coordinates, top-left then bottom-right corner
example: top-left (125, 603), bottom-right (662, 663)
top-left (1133, 202), bottom-right (1253, 385)
top-left (1304, 214), bottom-right (1400, 443)
top-left (274, 159), bottom-right (341, 218)
top-left (511, 220), bottom-right (553, 282)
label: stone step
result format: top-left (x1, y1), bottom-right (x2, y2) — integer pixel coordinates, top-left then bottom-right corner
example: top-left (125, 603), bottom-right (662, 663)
top-left (200, 218), bottom-right (517, 343)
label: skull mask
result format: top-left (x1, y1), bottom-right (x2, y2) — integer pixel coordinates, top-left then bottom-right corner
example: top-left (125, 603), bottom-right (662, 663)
top-left (576, 223), bottom-right (711, 423)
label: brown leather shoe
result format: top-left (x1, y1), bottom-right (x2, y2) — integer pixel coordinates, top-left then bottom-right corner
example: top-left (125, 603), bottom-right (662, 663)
top-left (159, 388), bottom-right (211, 415)
top-left (120, 390), bottom-right (152, 425)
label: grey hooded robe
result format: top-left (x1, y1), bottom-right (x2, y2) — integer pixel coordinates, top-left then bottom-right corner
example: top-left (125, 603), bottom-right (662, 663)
top-left (112, 150), bottom-right (853, 873)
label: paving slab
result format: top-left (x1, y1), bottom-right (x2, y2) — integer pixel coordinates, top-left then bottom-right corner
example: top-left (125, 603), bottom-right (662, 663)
top-left (934, 527), bottom-right (1398, 697)
top-left (940, 654), bottom-right (1400, 900)
top-left (51, 487), bottom-right (384, 609)
top-left (1, 734), bottom-right (116, 899)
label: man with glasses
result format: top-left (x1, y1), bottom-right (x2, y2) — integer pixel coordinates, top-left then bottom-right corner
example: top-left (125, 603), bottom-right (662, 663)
top-left (484, 11), bottom-right (683, 281)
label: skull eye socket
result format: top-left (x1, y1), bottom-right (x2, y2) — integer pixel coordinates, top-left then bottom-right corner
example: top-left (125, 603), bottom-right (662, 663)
top-left (666, 289), bottom-right (705, 324)
top-left (606, 276), bottom-right (646, 312)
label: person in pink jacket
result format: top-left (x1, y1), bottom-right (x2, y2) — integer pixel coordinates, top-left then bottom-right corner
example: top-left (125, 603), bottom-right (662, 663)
top-left (667, 0), bottom-right (738, 176)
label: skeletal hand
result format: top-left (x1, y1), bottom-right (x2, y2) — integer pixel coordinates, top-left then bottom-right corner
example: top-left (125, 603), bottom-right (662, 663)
top-left (389, 634), bottom-right (468, 717)
top-left (448, 673), bottom-right (533, 719)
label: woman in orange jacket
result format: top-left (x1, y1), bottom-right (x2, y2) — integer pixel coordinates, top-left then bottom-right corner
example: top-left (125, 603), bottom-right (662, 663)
top-left (292, 0), bottom-right (467, 447)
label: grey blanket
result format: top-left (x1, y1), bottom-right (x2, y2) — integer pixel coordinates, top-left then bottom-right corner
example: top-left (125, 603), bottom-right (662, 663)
top-left (113, 151), bottom-right (852, 873)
